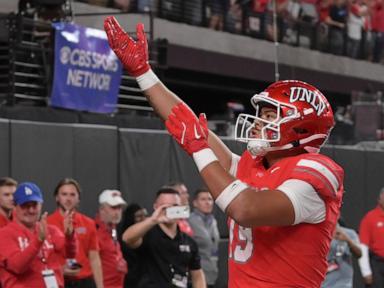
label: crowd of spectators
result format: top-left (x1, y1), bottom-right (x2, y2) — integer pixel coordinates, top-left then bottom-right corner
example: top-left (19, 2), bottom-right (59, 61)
top-left (4, 177), bottom-right (384, 287)
top-left (0, 177), bottom-right (219, 288)
top-left (3, 163), bottom-right (384, 288)
top-left (76, 0), bottom-right (384, 63)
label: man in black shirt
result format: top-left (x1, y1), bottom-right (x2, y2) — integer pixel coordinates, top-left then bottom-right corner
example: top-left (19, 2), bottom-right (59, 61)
top-left (122, 187), bottom-right (206, 288)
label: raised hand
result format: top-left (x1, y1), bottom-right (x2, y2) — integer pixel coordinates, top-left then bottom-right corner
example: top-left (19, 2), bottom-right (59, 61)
top-left (150, 204), bottom-right (173, 224)
top-left (104, 16), bottom-right (150, 77)
top-left (165, 103), bottom-right (209, 155)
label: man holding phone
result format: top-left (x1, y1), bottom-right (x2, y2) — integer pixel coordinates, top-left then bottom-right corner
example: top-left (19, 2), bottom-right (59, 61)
top-left (168, 182), bottom-right (195, 237)
top-left (122, 187), bottom-right (206, 288)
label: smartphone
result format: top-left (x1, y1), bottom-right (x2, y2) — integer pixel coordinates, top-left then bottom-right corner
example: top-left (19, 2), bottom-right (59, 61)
top-left (67, 259), bottom-right (83, 270)
top-left (166, 205), bottom-right (190, 219)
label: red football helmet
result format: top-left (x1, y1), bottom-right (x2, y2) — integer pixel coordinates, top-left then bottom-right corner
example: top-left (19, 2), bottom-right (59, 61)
top-left (235, 80), bottom-right (335, 156)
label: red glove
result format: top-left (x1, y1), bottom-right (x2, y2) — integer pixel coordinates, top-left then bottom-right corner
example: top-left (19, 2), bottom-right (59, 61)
top-left (104, 16), bottom-right (150, 77)
top-left (165, 103), bottom-right (209, 155)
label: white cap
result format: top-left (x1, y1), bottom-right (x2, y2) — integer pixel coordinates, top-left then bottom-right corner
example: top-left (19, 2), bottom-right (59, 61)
top-left (99, 190), bottom-right (127, 207)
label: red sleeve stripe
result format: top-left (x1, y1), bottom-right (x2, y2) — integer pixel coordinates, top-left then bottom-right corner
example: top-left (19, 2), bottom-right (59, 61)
top-left (305, 156), bottom-right (343, 184)
top-left (297, 159), bottom-right (339, 192)
top-left (293, 167), bottom-right (336, 196)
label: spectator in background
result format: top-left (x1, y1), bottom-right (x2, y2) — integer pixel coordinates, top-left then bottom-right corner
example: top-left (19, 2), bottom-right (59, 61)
top-left (118, 203), bottom-right (148, 287)
top-left (347, 0), bottom-right (368, 58)
top-left (253, 0), bottom-right (269, 14)
top-left (265, 0), bottom-right (290, 42)
top-left (185, 0), bottom-right (203, 26)
top-left (80, 0), bottom-right (133, 11)
top-left (299, 0), bottom-right (319, 23)
top-left (0, 182), bottom-right (76, 288)
top-left (113, 0), bottom-right (133, 11)
top-left (316, 0), bottom-right (332, 51)
top-left (208, 0), bottom-right (229, 30)
top-left (168, 182), bottom-right (195, 236)
top-left (0, 177), bottom-right (17, 228)
top-left (48, 178), bottom-right (104, 288)
top-left (282, 0), bottom-right (301, 44)
top-left (371, 0), bottom-right (384, 63)
top-left (96, 189), bottom-right (128, 288)
top-left (188, 188), bottom-right (220, 288)
top-left (322, 220), bottom-right (362, 288)
top-left (137, 0), bottom-right (156, 12)
top-left (226, 0), bottom-right (243, 33)
top-left (328, 0), bottom-right (348, 55)
top-left (359, 187), bottom-right (384, 287)
top-left (362, 0), bottom-right (374, 61)
top-left (122, 187), bottom-right (206, 288)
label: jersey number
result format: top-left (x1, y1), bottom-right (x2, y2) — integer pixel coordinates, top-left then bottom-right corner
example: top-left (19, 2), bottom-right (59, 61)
top-left (229, 219), bottom-right (254, 263)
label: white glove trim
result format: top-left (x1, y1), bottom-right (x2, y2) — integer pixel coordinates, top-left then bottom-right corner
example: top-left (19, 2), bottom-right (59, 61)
top-left (192, 148), bottom-right (218, 172)
top-left (136, 69), bottom-right (159, 91)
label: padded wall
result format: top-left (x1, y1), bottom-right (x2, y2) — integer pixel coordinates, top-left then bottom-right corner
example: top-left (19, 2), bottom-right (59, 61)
top-left (0, 119), bottom-right (10, 177)
top-left (5, 120), bottom-right (384, 288)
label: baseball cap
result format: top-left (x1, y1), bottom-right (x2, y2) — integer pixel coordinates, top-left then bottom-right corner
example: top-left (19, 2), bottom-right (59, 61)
top-left (99, 189), bottom-right (126, 207)
top-left (14, 182), bottom-right (44, 205)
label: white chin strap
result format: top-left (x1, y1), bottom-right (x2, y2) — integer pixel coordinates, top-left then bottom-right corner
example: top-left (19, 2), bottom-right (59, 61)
top-left (247, 134), bottom-right (328, 156)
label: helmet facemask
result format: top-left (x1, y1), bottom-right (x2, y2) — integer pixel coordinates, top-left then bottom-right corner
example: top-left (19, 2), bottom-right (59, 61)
top-left (235, 92), bottom-right (298, 156)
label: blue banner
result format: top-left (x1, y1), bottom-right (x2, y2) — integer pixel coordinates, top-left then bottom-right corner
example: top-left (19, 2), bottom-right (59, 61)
top-left (50, 22), bottom-right (122, 113)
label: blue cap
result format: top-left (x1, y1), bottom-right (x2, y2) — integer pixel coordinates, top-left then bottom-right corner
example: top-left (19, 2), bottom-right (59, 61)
top-left (14, 182), bottom-right (44, 205)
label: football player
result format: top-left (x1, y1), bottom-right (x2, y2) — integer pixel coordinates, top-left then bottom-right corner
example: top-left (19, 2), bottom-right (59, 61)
top-left (104, 17), bottom-right (344, 287)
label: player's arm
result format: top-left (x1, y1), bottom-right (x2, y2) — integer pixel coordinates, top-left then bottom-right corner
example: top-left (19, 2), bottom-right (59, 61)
top-left (165, 103), bottom-right (296, 226)
top-left (165, 104), bottom-right (334, 227)
top-left (145, 83), bottom-right (234, 169)
top-left (201, 164), bottom-right (296, 227)
top-left (200, 152), bottom-right (338, 227)
top-left (103, 17), bottom-right (233, 170)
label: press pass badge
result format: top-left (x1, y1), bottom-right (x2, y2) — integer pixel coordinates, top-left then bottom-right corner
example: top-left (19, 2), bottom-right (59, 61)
top-left (42, 269), bottom-right (59, 288)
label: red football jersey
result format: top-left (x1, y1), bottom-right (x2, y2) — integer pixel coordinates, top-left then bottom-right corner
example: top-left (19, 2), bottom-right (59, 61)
top-left (228, 151), bottom-right (344, 288)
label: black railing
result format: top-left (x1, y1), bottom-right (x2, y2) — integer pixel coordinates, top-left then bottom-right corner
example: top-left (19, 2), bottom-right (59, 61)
top-left (0, 14), bottom-right (52, 106)
top-left (0, 11), bottom-right (161, 114)
top-left (115, 0), bottom-right (378, 62)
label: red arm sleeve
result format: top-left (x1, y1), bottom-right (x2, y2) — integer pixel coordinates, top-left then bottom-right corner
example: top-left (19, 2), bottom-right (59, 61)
top-left (287, 154), bottom-right (344, 199)
top-left (0, 231), bottom-right (43, 274)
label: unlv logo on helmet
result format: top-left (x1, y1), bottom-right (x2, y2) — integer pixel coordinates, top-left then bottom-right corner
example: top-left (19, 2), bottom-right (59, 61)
top-left (289, 87), bottom-right (326, 116)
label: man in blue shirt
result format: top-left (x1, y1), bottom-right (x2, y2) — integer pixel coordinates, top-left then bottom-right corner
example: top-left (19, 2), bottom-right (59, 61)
top-left (322, 222), bottom-right (362, 288)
